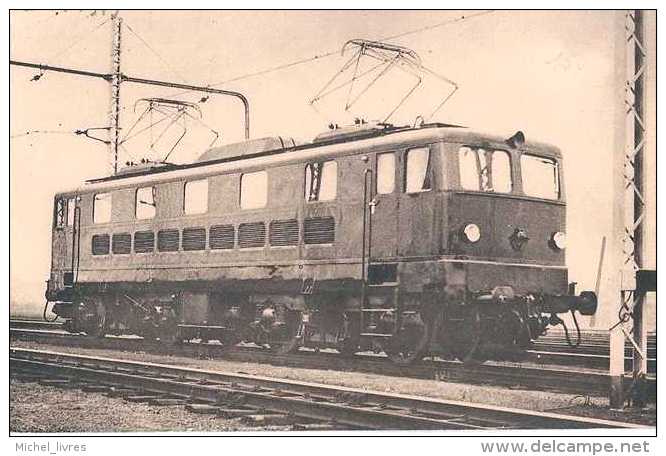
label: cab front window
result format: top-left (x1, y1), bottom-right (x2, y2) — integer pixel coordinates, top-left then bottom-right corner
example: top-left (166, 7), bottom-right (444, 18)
top-left (521, 154), bottom-right (560, 200)
top-left (458, 146), bottom-right (512, 193)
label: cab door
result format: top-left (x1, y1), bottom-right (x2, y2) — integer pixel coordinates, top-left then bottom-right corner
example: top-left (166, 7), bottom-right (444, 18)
top-left (369, 151), bottom-right (399, 260)
top-left (51, 195), bottom-right (79, 279)
top-left (397, 144), bottom-right (442, 257)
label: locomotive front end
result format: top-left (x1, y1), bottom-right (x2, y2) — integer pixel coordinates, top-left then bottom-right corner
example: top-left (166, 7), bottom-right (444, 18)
top-left (437, 132), bottom-right (598, 362)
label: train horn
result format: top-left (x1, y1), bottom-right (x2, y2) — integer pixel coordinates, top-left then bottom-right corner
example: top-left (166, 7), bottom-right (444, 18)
top-left (506, 130), bottom-right (525, 148)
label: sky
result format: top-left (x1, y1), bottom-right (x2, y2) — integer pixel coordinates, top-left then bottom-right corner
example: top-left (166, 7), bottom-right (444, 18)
top-left (9, 10), bottom-right (656, 327)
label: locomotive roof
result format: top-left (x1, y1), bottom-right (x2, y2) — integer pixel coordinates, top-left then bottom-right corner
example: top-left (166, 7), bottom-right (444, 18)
top-left (60, 124), bottom-right (562, 196)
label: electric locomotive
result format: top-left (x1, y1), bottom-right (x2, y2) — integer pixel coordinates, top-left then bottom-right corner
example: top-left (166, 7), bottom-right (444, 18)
top-left (45, 121), bottom-right (597, 364)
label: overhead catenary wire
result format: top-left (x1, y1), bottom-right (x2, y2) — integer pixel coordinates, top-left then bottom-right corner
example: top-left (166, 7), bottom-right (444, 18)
top-left (165, 10), bottom-right (494, 99)
top-left (12, 11), bottom-right (493, 165)
top-left (10, 129), bottom-right (78, 139)
top-left (45, 16), bottom-right (112, 68)
top-left (123, 20), bottom-right (190, 84)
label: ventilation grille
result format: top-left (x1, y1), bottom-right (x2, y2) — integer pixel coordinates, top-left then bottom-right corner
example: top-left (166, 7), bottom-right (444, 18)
top-left (134, 231), bottom-right (155, 253)
top-left (210, 225), bottom-right (235, 250)
top-left (238, 222), bottom-right (266, 248)
top-left (111, 233), bottom-right (131, 254)
top-left (158, 229), bottom-right (180, 252)
top-left (304, 217), bottom-right (335, 244)
top-left (92, 234), bottom-right (110, 255)
top-left (182, 227), bottom-right (206, 251)
top-left (269, 219), bottom-right (299, 246)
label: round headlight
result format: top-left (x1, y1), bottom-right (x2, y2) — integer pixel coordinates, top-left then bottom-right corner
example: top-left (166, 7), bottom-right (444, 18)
top-left (551, 231), bottom-right (566, 250)
top-left (462, 223), bottom-right (481, 243)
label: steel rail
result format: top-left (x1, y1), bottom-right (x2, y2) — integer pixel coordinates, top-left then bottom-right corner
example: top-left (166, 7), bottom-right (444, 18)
top-left (10, 348), bottom-right (645, 430)
top-left (9, 327), bottom-right (656, 401)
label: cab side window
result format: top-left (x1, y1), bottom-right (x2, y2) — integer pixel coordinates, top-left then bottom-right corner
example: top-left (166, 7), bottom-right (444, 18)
top-left (305, 160), bottom-right (337, 202)
top-left (405, 147), bottom-right (432, 193)
top-left (376, 152), bottom-right (395, 194)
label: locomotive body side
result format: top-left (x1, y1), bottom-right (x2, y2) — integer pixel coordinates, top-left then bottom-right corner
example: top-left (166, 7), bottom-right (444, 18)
top-left (45, 125), bottom-right (596, 362)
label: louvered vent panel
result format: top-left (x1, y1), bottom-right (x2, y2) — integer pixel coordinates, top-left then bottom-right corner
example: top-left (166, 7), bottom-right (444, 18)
top-left (111, 233), bottom-right (131, 254)
top-left (134, 231), bottom-right (155, 253)
top-left (92, 234), bottom-right (110, 255)
top-left (269, 219), bottom-right (299, 246)
top-left (238, 222), bottom-right (266, 248)
top-left (303, 217), bottom-right (335, 244)
top-left (209, 225), bottom-right (235, 250)
top-left (158, 229), bottom-right (180, 252)
top-left (182, 227), bottom-right (206, 251)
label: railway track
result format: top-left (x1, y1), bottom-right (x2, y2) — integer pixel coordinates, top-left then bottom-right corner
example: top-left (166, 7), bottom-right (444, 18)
top-left (10, 319), bottom-right (657, 371)
top-left (534, 330), bottom-right (656, 357)
top-left (10, 324), bottom-right (656, 402)
top-left (10, 347), bottom-right (645, 430)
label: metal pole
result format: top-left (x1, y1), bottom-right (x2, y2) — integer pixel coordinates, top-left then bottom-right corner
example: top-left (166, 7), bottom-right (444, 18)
top-left (628, 10), bottom-right (648, 396)
top-left (110, 13), bottom-right (123, 174)
top-left (609, 9), bottom-right (650, 409)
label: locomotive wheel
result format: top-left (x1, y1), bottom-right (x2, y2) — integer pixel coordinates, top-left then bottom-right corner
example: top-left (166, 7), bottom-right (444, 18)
top-left (265, 309), bottom-right (302, 355)
top-left (451, 306), bottom-right (487, 365)
top-left (385, 313), bottom-right (431, 365)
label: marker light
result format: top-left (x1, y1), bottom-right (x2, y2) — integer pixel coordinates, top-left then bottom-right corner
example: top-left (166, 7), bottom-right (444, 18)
top-left (551, 231), bottom-right (566, 250)
top-left (462, 224), bottom-right (481, 243)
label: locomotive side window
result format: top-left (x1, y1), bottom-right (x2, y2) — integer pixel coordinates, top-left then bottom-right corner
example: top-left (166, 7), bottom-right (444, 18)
top-left (458, 147), bottom-right (512, 193)
top-left (240, 171), bottom-right (268, 209)
top-left (521, 154), bottom-right (560, 200)
top-left (93, 193), bottom-right (112, 224)
top-left (135, 186), bottom-right (156, 220)
top-left (184, 179), bottom-right (208, 215)
top-left (376, 152), bottom-right (395, 194)
top-left (67, 198), bottom-right (76, 226)
top-left (305, 160), bottom-right (337, 202)
top-left (405, 147), bottom-right (432, 193)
